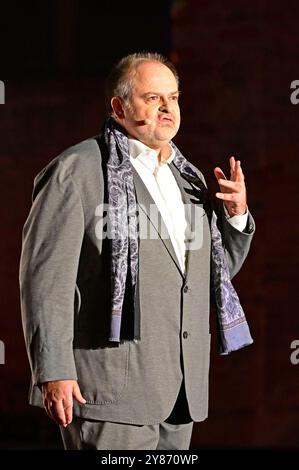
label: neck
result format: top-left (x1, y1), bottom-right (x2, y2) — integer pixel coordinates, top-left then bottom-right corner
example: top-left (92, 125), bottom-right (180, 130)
top-left (156, 143), bottom-right (172, 164)
top-left (128, 134), bottom-right (172, 164)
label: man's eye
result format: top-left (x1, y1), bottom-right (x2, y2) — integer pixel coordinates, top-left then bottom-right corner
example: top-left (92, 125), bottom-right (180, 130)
top-left (148, 95), bottom-right (159, 101)
top-left (171, 95), bottom-right (179, 101)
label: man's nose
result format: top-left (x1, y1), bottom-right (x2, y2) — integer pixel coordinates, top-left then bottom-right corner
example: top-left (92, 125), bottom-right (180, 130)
top-left (159, 98), bottom-right (172, 113)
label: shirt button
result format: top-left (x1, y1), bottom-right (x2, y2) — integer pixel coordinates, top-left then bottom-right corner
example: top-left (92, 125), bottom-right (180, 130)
top-left (183, 331), bottom-right (189, 339)
top-left (183, 285), bottom-right (189, 293)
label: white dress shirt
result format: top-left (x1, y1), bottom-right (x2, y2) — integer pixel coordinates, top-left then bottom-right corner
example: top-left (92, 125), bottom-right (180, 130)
top-left (129, 138), bottom-right (248, 273)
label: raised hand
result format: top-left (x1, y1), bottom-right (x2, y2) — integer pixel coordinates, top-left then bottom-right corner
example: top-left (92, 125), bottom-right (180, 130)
top-left (214, 156), bottom-right (247, 217)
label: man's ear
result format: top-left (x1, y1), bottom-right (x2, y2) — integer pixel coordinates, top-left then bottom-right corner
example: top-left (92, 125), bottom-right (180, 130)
top-left (111, 97), bottom-right (125, 120)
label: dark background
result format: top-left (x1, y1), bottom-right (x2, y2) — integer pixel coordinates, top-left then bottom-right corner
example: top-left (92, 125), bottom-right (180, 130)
top-left (0, 0), bottom-right (298, 449)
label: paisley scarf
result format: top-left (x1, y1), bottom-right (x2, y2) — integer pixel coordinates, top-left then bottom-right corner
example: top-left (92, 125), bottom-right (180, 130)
top-left (104, 118), bottom-right (253, 354)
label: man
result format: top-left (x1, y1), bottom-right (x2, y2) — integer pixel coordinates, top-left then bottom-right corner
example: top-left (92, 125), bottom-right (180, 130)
top-left (19, 52), bottom-right (255, 450)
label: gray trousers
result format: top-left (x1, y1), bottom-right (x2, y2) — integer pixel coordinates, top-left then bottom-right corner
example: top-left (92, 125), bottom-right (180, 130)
top-left (60, 418), bottom-right (193, 450)
top-left (60, 383), bottom-right (193, 450)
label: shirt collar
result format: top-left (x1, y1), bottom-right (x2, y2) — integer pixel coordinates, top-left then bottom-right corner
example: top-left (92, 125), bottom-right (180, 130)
top-left (128, 137), bottom-right (175, 174)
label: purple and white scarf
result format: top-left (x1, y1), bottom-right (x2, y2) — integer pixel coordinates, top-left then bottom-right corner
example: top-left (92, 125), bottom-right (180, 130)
top-left (104, 118), bottom-right (253, 354)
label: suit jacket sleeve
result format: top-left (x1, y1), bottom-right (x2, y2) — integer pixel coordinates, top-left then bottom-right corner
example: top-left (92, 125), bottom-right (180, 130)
top-left (220, 206), bottom-right (255, 279)
top-left (19, 159), bottom-right (84, 385)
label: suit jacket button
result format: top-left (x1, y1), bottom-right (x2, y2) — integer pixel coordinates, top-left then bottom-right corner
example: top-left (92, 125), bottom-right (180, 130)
top-left (183, 331), bottom-right (189, 339)
top-left (183, 285), bottom-right (189, 293)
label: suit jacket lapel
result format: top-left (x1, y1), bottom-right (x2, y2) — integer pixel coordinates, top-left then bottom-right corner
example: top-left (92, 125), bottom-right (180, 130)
top-left (132, 166), bottom-right (184, 277)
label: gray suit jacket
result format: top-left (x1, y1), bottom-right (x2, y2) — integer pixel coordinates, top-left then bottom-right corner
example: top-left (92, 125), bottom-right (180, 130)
top-left (19, 135), bottom-right (255, 424)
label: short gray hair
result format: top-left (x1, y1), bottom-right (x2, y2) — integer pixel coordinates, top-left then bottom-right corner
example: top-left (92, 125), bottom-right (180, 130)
top-left (105, 52), bottom-right (179, 115)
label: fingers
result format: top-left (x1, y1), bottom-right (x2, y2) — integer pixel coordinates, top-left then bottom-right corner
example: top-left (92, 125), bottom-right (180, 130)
top-left (43, 398), bottom-right (56, 422)
top-left (216, 157), bottom-right (244, 182)
top-left (42, 380), bottom-right (86, 428)
top-left (44, 397), bottom-right (68, 426)
top-left (52, 400), bottom-right (69, 427)
top-left (214, 167), bottom-right (226, 181)
top-left (215, 192), bottom-right (239, 201)
top-left (230, 156), bottom-right (236, 179)
top-left (217, 179), bottom-right (243, 192)
top-left (72, 382), bottom-right (86, 405)
top-left (215, 156), bottom-right (247, 215)
top-left (63, 396), bottom-right (74, 426)
top-left (230, 156), bottom-right (245, 182)
top-left (235, 159), bottom-right (245, 182)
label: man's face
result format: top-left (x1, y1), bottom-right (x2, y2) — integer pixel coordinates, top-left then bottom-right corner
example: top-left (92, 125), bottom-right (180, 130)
top-left (113, 61), bottom-right (181, 149)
